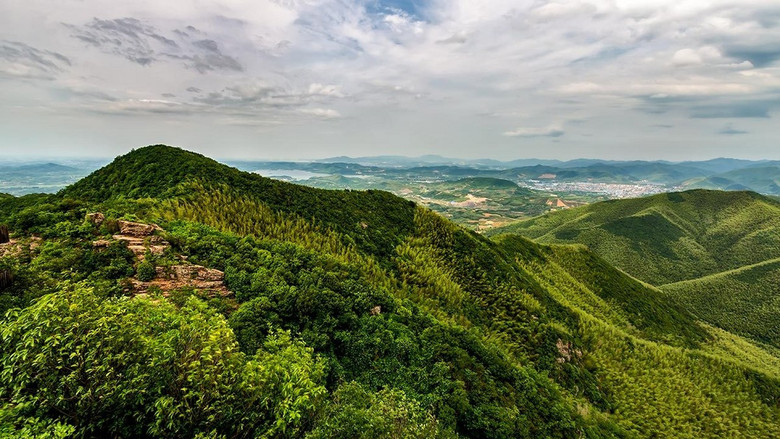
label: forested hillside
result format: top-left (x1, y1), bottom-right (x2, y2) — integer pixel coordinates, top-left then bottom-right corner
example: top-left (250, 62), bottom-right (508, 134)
top-left (0, 146), bottom-right (778, 438)
top-left (490, 189), bottom-right (780, 286)
top-left (663, 258), bottom-right (780, 347)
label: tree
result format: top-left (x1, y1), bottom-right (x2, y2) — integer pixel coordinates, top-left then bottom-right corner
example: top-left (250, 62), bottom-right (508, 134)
top-left (0, 287), bottom-right (326, 438)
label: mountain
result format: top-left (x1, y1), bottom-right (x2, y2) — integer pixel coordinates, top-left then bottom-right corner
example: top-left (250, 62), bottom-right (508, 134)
top-left (63, 145), bottom-right (418, 260)
top-left (490, 189), bottom-right (780, 349)
top-left (662, 257), bottom-right (780, 347)
top-left (682, 166), bottom-right (780, 195)
top-left (1, 146), bottom-right (778, 438)
top-left (0, 162), bottom-right (77, 173)
top-left (678, 158), bottom-right (763, 174)
top-left (490, 189), bottom-right (780, 285)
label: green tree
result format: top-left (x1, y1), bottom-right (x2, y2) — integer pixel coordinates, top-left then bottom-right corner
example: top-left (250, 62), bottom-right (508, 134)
top-left (307, 381), bottom-right (442, 439)
top-left (0, 287), bottom-right (326, 438)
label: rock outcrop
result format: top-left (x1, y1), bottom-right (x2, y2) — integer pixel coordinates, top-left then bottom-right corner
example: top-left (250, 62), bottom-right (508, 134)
top-left (118, 220), bottom-right (162, 237)
top-left (85, 212), bottom-right (105, 226)
top-left (89, 220), bottom-right (232, 297)
top-left (131, 264), bottom-right (231, 297)
top-left (93, 220), bottom-right (168, 260)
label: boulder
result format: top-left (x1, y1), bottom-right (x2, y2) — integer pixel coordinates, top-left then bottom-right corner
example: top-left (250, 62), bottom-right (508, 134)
top-left (118, 220), bottom-right (162, 237)
top-left (85, 212), bottom-right (105, 226)
top-left (92, 239), bottom-right (112, 248)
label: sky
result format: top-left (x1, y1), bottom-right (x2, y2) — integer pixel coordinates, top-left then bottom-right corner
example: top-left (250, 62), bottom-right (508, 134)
top-left (1, 0), bottom-right (779, 161)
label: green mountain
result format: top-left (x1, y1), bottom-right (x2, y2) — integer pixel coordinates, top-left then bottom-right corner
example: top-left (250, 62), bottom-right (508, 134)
top-left (682, 166), bottom-right (780, 195)
top-left (490, 189), bottom-right (780, 349)
top-left (663, 258), bottom-right (780, 347)
top-left (490, 189), bottom-right (780, 286)
top-left (0, 146), bottom-right (778, 438)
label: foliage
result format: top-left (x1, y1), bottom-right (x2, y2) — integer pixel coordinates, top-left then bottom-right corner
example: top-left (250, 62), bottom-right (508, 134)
top-left (137, 259), bottom-right (157, 281)
top-left (662, 258), bottom-right (780, 347)
top-left (492, 189), bottom-right (780, 285)
top-left (0, 287), bottom-right (325, 438)
top-left (63, 145), bottom-right (417, 260)
top-left (307, 381), bottom-right (442, 439)
top-left (0, 145), bottom-right (778, 438)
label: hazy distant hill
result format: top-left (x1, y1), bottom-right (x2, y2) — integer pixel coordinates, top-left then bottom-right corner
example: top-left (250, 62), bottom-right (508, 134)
top-left (682, 166), bottom-right (780, 195)
top-left (0, 162), bottom-right (77, 173)
top-left (678, 158), bottom-right (764, 173)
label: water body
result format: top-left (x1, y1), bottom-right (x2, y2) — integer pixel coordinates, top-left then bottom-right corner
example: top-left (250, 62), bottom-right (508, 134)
top-left (253, 169), bottom-right (329, 181)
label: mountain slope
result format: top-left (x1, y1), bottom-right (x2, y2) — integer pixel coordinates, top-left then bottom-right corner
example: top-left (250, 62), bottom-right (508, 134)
top-left (662, 257), bottom-right (780, 347)
top-left (489, 189), bottom-right (780, 286)
top-left (63, 144), bottom-right (417, 261)
top-left (1, 146), bottom-right (778, 438)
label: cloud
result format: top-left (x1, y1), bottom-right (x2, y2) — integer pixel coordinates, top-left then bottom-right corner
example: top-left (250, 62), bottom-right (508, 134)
top-left (722, 45), bottom-right (780, 68)
top-left (66, 18), bottom-right (170, 66)
top-left (504, 125), bottom-right (565, 138)
top-left (65, 17), bottom-right (242, 72)
top-left (2, 0), bottom-right (780, 159)
top-left (718, 125), bottom-right (749, 135)
top-left (299, 107), bottom-right (341, 119)
top-left (690, 102), bottom-right (772, 118)
top-left (0, 41), bottom-right (71, 79)
top-left (307, 83), bottom-right (342, 97)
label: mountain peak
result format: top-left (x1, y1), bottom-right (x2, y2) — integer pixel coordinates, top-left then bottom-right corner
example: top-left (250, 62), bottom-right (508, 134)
top-left (62, 144), bottom-right (240, 201)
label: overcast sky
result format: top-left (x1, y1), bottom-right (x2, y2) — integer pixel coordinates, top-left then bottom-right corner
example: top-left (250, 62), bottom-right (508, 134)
top-left (1, 1), bottom-right (779, 160)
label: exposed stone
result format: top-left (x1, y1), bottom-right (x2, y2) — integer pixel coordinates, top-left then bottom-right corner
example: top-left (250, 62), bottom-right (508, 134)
top-left (92, 239), bottom-right (112, 248)
top-left (85, 212), bottom-right (105, 226)
top-left (370, 305), bottom-right (381, 316)
top-left (131, 263), bottom-right (230, 297)
top-left (0, 240), bottom-right (20, 258)
top-left (555, 338), bottom-right (582, 364)
top-left (118, 220), bottom-right (162, 237)
top-left (112, 235), bottom-right (168, 260)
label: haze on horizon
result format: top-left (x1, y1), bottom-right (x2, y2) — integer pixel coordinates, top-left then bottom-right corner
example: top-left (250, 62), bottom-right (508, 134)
top-left (1, 0), bottom-right (779, 161)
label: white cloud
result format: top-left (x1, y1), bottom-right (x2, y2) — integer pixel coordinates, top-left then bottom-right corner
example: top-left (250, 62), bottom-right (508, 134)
top-left (1, 0), bottom-right (779, 159)
top-left (504, 125), bottom-right (565, 138)
top-left (299, 107), bottom-right (341, 119)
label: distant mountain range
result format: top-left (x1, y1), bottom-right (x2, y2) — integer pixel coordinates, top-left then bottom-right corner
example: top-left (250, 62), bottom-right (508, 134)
top-left (229, 156), bottom-right (780, 195)
top-left (316, 155), bottom-right (773, 171)
top-left (3, 155), bottom-right (780, 197)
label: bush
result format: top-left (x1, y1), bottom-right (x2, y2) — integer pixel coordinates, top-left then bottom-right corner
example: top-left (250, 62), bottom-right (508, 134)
top-left (136, 260), bottom-right (156, 282)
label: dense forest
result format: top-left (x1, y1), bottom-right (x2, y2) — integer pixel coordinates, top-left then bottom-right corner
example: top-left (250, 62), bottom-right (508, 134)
top-left (491, 189), bottom-right (780, 285)
top-left (491, 190), bottom-right (780, 352)
top-left (0, 145), bottom-right (778, 438)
